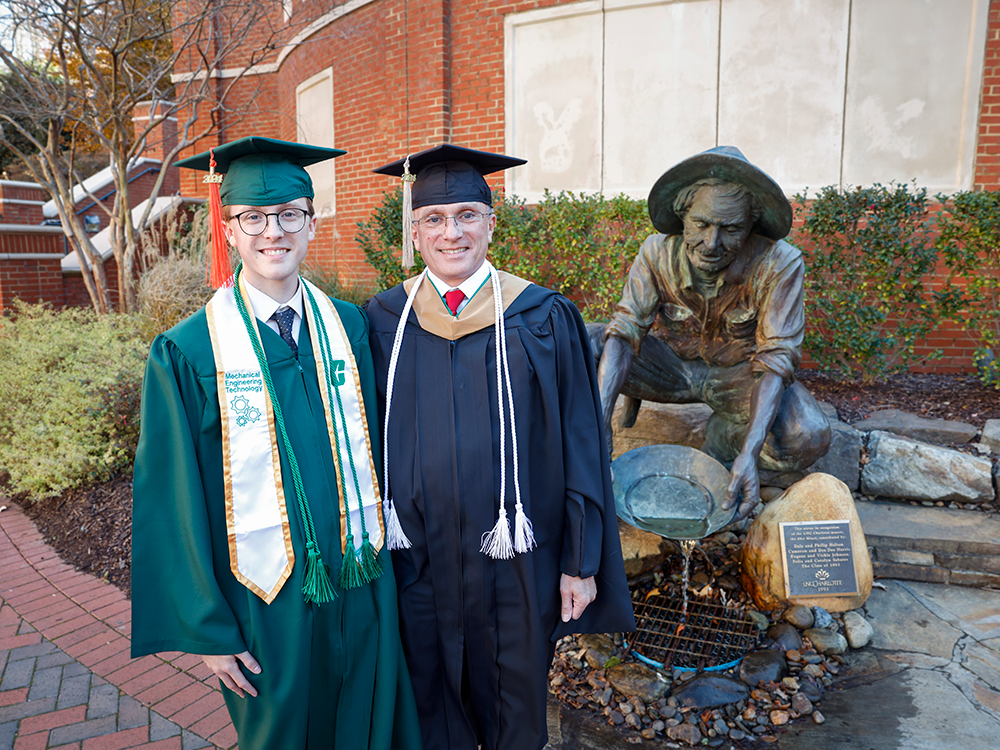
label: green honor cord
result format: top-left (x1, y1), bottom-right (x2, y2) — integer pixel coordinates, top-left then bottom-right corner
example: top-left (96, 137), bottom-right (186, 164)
top-left (231, 264), bottom-right (340, 604)
top-left (303, 283), bottom-right (383, 588)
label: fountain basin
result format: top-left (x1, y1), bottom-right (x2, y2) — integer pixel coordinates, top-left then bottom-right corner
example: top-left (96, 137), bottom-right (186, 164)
top-left (613, 445), bottom-right (736, 540)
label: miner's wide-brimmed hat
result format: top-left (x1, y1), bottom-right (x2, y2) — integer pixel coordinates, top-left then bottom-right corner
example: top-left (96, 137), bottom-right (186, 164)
top-left (647, 146), bottom-right (792, 240)
top-left (612, 445), bottom-right (736, 541)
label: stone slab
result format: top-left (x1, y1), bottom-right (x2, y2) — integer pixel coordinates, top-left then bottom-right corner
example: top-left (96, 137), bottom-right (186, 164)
top-left (902, 581), bottom-right (1000, 640)
top-left (851, 408), bottom-right (978, 444)
top-left (865, 581), bottom-right (962, 659)
top-left (777, 667), bottom-right (1000, 750)
top-left (857, 502), bottom-right (1000, 557)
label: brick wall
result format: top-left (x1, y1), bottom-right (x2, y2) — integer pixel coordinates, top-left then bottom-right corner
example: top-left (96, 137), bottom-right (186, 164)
top-left (166, 0), bottom-right (1000, 374)
top-left (0, 182), bottom-right (47, 225)
top-left (0, 226), bottom-right (67, 309)
top-left (976, 0), bottom-right (1000, 189)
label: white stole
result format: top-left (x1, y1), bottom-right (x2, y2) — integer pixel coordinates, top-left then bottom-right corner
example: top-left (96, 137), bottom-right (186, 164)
top-left (206, 275), bottom-right (383, 603)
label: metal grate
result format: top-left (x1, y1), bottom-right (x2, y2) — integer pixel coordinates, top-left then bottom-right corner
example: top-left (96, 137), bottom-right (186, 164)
top-left (631, 595), bottom-right (759, 671)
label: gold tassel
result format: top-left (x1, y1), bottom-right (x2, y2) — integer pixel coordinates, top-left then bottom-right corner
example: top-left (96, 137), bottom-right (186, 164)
top-left (401, 156), bottom-right (415, 269)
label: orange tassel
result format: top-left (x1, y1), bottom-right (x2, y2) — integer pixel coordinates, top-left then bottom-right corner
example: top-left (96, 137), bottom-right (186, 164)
top-left (204, 148), bottom-right (231, 288)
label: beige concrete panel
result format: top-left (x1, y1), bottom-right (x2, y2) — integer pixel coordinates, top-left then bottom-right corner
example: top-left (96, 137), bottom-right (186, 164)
top-left (603, 1), bottom-right (720, 198)
top-left (506, 5), bottom-right (604, 203)
top-left (843, 0), bottom-right (988, 192)
top-left (718, 0), bottom-right (849, 197)
top-left (296, 68), bottom-right (336, 218)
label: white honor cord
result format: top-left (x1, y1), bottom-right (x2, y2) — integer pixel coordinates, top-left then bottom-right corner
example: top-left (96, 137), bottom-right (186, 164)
top-left (381, 270), bottom-right (427, 549)
top-left (480, 265), bottom-right (535, 558)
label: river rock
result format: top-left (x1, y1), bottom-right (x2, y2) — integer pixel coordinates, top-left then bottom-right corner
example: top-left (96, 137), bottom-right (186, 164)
top-left (670, 673), bottom-right (749, 709)
top-left (981, 419), bottom-right (1000, 454)
top-left (790, 691), bottom-right (814, 715)
top-left (667, 723), bottom-right (703, 745)
top-left (842, 610), bottom-right (874, 648)
top-left (741, 473), bottom-right (873, 612)
top-left (811, 607), bottom-right (833, 629)
top-left (798, 674), bottom-right (824, 702)
top-left (862, 431), bottom-right (993, 503)
top-left (611, 400), bottom-right (713, 458)
top-left (766, 623), bottom-right (804, 652)
top-left (784, 604), bottom-right (814, 629)
top-left (852, 409), bottom-right (978, 444)
top-left (738, 649), bottom-right (788, 686)
top-left (617, 519), bottom-right (668, 578)
top-left (804, 627), bottom-right (848, 655)
top-left (578, 633), bottom-right (617, 668)
top-left (607, 662), bottom-right (670, 703)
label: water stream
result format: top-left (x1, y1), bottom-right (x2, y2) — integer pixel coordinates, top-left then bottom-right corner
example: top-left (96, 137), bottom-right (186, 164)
top-left (679, 538), bottom-right (697, 623)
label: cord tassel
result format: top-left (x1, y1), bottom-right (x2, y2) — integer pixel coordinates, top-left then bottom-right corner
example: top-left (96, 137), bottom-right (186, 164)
top-left (357, 531), bottom-right (383, 582)
top-left (337, 534), bottom-right (365, 590)
top-left (513, 502), bottom-right (536, 553)
top-left (301, 541), bottom-right (337, 605)
top-left (480, 505), bottom-right (514, 560)
top-left (384, 497), bottom-right (412, 549)
top-left (401, 156), bottom-right (415, 269)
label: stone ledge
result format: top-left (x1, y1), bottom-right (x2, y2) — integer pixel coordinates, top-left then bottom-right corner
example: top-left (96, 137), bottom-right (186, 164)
top-left (857, 501), bottom-right (1000, 558)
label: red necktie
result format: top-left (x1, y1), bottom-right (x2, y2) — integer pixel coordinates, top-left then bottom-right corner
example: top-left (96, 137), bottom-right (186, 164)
top-left (445, 289), bottom-right (465, 315)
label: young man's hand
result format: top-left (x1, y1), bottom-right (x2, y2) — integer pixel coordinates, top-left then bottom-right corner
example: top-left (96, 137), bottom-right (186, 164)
top-left (201, 651), bottom-right (261, 698)
top-left (560, 574), bottom-right (597, 622)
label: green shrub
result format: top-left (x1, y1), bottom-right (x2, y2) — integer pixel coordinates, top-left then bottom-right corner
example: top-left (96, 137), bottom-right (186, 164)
top-left (0, 302), bottom-right (148, 500)
top-left (793, 183), bottom-right (941, 383)
top-left (355, 187), bottom-right (652, 322)
top-left (935, 190), bottom-right (1000, 388)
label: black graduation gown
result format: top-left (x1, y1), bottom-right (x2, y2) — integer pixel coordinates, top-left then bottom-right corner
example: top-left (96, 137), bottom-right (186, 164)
top-left (367, 275), bottom-right (635, 750)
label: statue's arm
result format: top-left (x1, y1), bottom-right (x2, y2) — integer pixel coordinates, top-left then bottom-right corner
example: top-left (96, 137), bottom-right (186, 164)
top-left (722, 370), bottom-right (783, 520)
top-left (597, 335), bottom-right (635, 457)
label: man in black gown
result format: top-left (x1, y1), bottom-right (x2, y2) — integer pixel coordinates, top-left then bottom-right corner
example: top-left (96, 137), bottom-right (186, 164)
top-left (366, 144), bottom-right (635, 750)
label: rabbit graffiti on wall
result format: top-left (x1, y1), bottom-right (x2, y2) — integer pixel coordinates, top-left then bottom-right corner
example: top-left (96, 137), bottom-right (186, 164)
top-left (533, 99), bottom-right (582, 174)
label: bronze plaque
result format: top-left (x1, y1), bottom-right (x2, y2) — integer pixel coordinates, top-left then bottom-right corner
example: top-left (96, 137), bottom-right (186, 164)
top-left (779, 520), bottom-right (859, 598)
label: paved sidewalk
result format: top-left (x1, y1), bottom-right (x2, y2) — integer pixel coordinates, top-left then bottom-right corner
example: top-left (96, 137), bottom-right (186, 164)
top-left (0, 503), bottom-right (236, 750)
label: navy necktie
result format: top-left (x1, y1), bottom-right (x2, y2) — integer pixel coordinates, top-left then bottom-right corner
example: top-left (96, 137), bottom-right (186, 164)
top-left (273, 306), bottom-right (297, 355)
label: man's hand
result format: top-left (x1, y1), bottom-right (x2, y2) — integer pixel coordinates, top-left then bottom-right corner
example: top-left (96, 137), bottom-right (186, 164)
top-left (201, 651), bottom-right (261, 698)
top-left (560, 574), bottom-right (597, 622)
top-left (721, 450), bottom-right (760, 521)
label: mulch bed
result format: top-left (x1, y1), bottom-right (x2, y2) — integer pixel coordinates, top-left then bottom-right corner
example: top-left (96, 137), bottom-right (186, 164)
top-left (7, 370), bottom-right (999, 603)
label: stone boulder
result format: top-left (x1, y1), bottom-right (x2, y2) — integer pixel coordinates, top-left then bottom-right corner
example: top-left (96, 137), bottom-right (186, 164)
top-left (851, 408), bottom-right (978, 445)
top-left (670, 673), bottom-right (749, 709)
top-left (862, 431), bottom-right (993, 504)
top-left (741, 473), bottom-right (873, 612)
top-left (617, 519), bottom-right (669, 579)
top-left (981, 419), bottom-right (1000, 455)
top-left (760, 421), bottom-right (862, 491)
top-left (611, 401), bottom-right (713, 459)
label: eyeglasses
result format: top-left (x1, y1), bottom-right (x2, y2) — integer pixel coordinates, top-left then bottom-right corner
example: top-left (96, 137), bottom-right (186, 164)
top-left (413, 211), bottom-right (493, 233)
top-left (231, 208), bottom-right (311, 235)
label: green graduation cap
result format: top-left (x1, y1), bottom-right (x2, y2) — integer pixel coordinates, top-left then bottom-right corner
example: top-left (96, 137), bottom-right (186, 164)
top-left (175, 137), bottom-right (345, 287)
top-left (175, 136), bottom-right (345, 206)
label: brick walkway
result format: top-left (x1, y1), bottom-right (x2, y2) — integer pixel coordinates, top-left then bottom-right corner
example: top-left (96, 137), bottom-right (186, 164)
top-left (0, 502), bottom-right (237, 750)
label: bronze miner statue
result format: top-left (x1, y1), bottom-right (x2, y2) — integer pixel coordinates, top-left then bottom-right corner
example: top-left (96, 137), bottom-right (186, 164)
top-left (593, 146), bottom-right (831, 522)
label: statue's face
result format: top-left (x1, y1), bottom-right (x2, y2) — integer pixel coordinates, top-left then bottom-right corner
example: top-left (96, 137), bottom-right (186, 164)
top-left (681, 185), bottom-right (754, 274)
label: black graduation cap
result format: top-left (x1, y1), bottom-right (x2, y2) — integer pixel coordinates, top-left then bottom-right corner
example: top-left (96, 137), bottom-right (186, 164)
top-left (373, 144), bottom-right (525, 209)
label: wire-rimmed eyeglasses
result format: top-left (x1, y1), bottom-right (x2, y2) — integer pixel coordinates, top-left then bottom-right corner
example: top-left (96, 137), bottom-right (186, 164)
top-left (231, 208), bottom-right (311, 235)
top-left (412, 211), bottom-right (493, 233)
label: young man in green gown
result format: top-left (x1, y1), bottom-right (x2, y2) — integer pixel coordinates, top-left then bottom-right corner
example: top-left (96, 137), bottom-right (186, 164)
top-left (131, 137), bottom-right (421, 750)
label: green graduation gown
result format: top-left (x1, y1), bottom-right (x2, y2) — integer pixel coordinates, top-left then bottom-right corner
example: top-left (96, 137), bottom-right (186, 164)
top-left (131, 298), bottom-right (421, 750)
